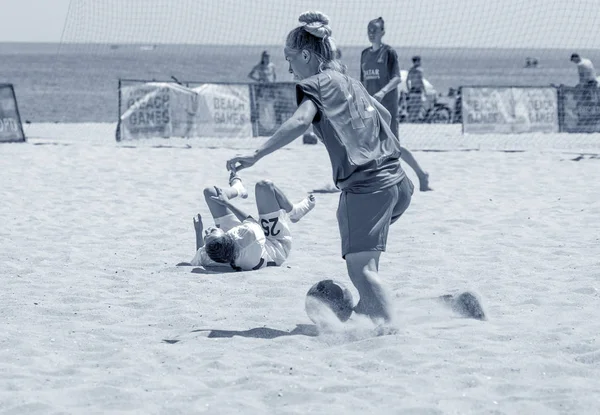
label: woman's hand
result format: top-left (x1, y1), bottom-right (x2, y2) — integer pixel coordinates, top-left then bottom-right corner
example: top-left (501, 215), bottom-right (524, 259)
top-left (226, 154), bottom-right (257, 172)
top-left (209, 187), bottom-right (231, 206)
top-left (373, 91), bottom-right (386, 102)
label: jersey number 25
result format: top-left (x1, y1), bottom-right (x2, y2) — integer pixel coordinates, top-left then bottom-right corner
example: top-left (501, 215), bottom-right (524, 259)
top-left (261, 217), bottom-right (280, 237)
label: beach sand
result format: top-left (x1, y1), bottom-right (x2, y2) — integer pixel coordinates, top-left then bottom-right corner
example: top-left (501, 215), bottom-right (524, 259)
top-left (1, 123), bottom-right (599, 414)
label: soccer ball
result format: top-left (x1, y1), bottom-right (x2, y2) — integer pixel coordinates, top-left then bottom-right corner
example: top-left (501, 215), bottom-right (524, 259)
top-left (305, 280), bottom-right (354, 324)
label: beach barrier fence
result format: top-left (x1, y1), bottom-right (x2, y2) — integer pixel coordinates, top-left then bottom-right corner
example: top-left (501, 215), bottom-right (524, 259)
top-left (116, 79), bottom-right (600, 141)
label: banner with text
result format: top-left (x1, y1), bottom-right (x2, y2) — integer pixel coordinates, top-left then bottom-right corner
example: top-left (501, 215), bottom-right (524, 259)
top-left (118, 82), bottom-right (252, 140)
top-left (558, 86), bottom-right (600, 133)
top-left (249, 83), bottom-right (297, 136)
top-left (461, 87), bottom-right (559, 134)
top-left (119, 83), bottom-right (171, 140)
top-left (0, 84), bottom-right (26, 143)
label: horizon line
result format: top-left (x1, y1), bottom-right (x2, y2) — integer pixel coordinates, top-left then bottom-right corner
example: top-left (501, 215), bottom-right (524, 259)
top-left (0, 41), bottom-right (598, 52)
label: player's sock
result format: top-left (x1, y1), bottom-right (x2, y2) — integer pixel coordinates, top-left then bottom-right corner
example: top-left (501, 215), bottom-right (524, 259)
top-left (289, 195), bottom-right (316, 223)
top-left (228, 171), bottom-right (248, 199)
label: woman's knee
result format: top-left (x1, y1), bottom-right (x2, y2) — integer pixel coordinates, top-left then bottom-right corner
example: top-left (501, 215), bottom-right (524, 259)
top-left (346, 251), bottom-right (380, 266)
top-left (255, 179), bottom-right (275, 196)
top-left (203, 186), bottom-right (217, 200)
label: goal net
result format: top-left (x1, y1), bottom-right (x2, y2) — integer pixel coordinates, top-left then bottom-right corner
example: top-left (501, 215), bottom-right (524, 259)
top-left (56, 0), bottom-right (600, 148)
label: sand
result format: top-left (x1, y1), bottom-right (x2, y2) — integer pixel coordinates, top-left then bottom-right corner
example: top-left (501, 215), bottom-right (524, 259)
top-left (1, 123), bottom-right (599, 414)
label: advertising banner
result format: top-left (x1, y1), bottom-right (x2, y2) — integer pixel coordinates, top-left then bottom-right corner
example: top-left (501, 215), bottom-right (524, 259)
top-left (187, 83), bottom-right (252, 138)
top-left (118, 82), bottom-right (252, 140)
top-left (119, 83), bottom-right (172, 140)
top-left (462, 87), bottom-right (559, 134)
top-left (0, 84), bottom-right (26, 143)
top-left (558, 86), bottom-right (600, 133)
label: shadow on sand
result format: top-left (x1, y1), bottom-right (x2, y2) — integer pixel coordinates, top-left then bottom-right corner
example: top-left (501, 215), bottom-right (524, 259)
top-left (176, 262), bottom-right (238, 274)
top-left (162, 324), bottom-right (318, 343)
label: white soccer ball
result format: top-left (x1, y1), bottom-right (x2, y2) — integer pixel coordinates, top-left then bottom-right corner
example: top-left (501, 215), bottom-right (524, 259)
top-left (305, 280), bottom-right (354, 324)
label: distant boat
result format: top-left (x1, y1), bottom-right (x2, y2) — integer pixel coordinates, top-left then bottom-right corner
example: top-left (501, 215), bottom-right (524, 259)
top-left (139, 45), bottom-right (157, 51)
top-left (110, 44), bottom-right (119, 50)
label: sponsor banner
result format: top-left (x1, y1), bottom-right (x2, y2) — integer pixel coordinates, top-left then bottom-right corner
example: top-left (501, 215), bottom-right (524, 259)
top-left (118, 82), bottom-right (252, 140)
top-left (119, 83), bottom-right (172, 140)
top-left (558, 86), bottom-right (600, 133)
top-left (462, 87), bottom-right (559, 134)
top-left (250, 83), bottom-right (296, 136)
top-left (186, 83), bottom-right (252, 138)
top-left (0, 84), bottom-right (26, 143)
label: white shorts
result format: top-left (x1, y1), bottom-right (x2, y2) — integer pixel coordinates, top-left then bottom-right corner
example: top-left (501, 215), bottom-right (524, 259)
top-left (215, 210), bottom-right (292, 266)
top-left (258, 210), bottom-right (293, 266)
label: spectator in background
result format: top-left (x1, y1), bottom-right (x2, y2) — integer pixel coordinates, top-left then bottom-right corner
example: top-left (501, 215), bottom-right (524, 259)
top-left (570, 53), bottom-right (598, 103)
top-left (407, 55), bottom-right (426, 122)
top-left (360, 17), bottom-right (431, 191)
top-left (248, 50), bottom-right (277, 83)
top-left (249, 51), bottom-right (278, 134)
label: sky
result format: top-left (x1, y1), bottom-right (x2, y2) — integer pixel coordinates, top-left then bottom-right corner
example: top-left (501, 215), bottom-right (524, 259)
top-left (1, 0), bottom-right (599, 48)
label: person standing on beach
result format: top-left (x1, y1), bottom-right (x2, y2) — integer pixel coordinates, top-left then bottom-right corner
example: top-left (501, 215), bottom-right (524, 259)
top-left (360, 18), bottom-right (431, 191)
top-left (407, 55), bottom-right (427, 122)
top-left (570, 53), bottom-right (598, 103)
top-left (248, 50), bottom-right (277, 83)
top-left (227, 11), bottom-right (414, 324)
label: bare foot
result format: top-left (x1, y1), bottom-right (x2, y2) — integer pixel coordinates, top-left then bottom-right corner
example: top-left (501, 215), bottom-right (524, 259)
top-left (353, 299), bottom-right (391, 324)
top-left (419, 172), bottom-right (433, 191)
top-left (439, 292), bottom-right (486, 320)
top-left (312, 183), bottom-right (340, 194)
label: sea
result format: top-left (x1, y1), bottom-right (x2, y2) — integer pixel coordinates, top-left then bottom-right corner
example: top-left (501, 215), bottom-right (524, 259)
top-left (1, 42), bottom-right (599, 123)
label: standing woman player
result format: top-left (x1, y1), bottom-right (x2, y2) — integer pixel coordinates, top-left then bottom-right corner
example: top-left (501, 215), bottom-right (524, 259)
top-left (227, 11), bottom-right (414, 323)
top-left (360, 17), bottom-right (432, 191)
top-left (248, 50), bottom-right (277, 83)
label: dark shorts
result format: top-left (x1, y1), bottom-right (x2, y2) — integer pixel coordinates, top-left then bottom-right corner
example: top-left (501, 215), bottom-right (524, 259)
top-left (382, 96), bottom-right (400, 139)
top-left (390, 112), bottom-right (399, 138)
top-left (337, 177), bottom-right (414, 258)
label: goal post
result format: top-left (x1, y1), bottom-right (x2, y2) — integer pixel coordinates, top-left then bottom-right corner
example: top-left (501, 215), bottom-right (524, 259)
top-left (0, 84), bottom-right (26, 143)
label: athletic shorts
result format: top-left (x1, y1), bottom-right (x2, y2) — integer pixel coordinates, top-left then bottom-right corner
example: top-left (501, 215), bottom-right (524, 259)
top-left (337, 177), bottom-right (414, 258)
top-left (381, 97), bottom-right (400, 139)
top-left (217, 210), bottom-right (292, 266)
top-left (258, 210), bottom-right (293, 266)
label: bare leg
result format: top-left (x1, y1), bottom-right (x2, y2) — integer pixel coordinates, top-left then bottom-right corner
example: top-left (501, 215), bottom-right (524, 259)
top-left (254, 179), bottom-right (316, 221)
top-left (345, 251), bottom-right (393, 323)
top-left (400, 147), bottom-right (431, 191)
top-left (391, 115), bottom-right (431, 192)
top-left (203, 186), bottom-right (237, 219)
top-left (255, 179), bottom-right (293, 214)
top-left (201, 173), bottom-right (248, 219)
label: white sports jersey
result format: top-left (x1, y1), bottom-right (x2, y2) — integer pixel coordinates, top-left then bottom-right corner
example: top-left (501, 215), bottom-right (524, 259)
top-left (190, 219), bottom-right (270, 271)
top-left (228, 220), bottom-right (269, 271)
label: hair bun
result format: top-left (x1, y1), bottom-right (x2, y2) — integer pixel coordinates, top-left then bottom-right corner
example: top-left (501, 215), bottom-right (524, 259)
top-left (298, 11), bottom-right (332, 39)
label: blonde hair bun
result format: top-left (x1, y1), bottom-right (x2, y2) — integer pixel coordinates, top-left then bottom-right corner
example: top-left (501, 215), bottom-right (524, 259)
top-left (298, 11), bottom-right (332, 39)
